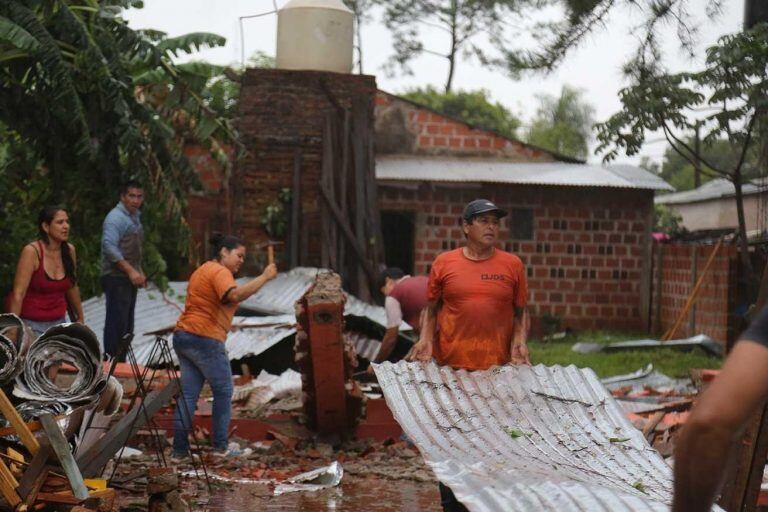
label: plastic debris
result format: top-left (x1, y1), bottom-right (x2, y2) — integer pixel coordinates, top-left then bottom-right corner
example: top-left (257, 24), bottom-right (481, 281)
top-left (273, 461), bottom-right (344, 495)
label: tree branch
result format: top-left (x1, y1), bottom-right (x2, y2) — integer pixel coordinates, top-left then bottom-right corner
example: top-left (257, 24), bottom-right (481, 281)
top-left (660, 118), bottom-right (727, 176)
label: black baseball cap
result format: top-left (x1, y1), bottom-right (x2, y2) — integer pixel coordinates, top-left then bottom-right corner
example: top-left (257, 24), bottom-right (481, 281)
top-left (462, 199), bottom-right (508, 221)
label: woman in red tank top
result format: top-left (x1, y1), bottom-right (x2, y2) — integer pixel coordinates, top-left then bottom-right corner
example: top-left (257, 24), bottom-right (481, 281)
top-left (7, 207), bottom-right (84, 335)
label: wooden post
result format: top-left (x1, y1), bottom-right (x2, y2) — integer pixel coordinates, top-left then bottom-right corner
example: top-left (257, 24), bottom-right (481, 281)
top-left (0, 388), bottom-right (39, 455)
top-left (654, 244), bottom-right (664, 334)
top-left (289, 148), bottom-right (302, 268)
top-left (689, 246), bottom-right (699, 336)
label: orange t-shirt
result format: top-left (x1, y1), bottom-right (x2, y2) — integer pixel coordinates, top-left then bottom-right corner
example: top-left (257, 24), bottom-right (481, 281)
top-left (428, 248), bottom-right (528, 370)
top-left (175, 261), bottom-right (238, 342)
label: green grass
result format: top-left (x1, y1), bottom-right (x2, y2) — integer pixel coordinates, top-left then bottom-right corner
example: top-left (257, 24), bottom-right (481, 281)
top-left (529, 331), bottom-right (722, 379)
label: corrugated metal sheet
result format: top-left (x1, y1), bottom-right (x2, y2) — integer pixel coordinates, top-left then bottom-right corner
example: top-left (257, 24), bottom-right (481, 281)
top-left (655, 177), bottom-right (767, 205)
top-left (238, 267), bottom-right (403, 329)
top-left (373, 361), bottom-right (707, 511)
top-left (82, 284), bottom-right (295, 365)
top-left (376, 157), bottom-right (674, 191)
top-left (81, 268), bottom-right (398, 365)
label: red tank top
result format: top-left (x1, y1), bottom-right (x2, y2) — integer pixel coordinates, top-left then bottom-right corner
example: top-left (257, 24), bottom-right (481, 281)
top-left (20, 241), bottom-right (73, 321)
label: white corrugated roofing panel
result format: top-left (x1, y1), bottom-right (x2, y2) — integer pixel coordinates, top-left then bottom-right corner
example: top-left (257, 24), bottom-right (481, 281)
top-left (655, 178), bottom-right (766, 205)
top-left (81, 268), bottom-right (399, 365)
top-left (375, 157), bottom-right (674, 191)
top-left (373, 361), bottom-right (709, 512)
top-left (238, 267), bottom-right (405, 329)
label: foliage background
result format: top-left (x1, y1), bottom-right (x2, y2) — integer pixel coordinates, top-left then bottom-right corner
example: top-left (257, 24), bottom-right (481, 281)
top-left (0, 0), bottom-right (238, 301)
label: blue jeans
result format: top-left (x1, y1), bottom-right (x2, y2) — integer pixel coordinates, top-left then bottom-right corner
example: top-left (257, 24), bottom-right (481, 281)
top-left (172, 330), bottom-right (233, 454)
top-left (22, 317), bottom-right (65, 337)
top-left (101, 275), bottom-right (137, 360)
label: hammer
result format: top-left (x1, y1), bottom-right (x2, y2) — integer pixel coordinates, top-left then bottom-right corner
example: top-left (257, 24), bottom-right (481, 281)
top-left (255, 240), bottom-right (284, 266)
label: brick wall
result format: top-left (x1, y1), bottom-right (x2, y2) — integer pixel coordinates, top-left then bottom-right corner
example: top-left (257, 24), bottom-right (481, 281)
top-left (379, 183), bottom-right (654, 331)
top-left (375, 92), bottom-right (563, 162)
top-left (235, 69), bottom-right (377, 269)
top-left (650, 242), bottom-right (736, 343)
top-left (183, 146), bottom-right (232, 269)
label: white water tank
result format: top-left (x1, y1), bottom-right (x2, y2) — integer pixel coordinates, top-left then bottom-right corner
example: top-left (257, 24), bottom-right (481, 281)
top-left (276, 0), bottom-right (354, 73)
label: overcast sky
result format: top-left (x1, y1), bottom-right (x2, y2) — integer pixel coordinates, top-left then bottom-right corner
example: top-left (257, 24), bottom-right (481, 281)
top-left (124, 0), bottom-right (744, 165)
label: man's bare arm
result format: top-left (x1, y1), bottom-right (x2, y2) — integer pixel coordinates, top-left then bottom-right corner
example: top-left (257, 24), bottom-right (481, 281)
top-left (373, 327), bottom-right (399, 364)
top-left (406, 300), bottom-right (439, 362)
top-left (673, 340), bottom-right (768, 512)
top-left (510, 307), bottom-right (531, 365)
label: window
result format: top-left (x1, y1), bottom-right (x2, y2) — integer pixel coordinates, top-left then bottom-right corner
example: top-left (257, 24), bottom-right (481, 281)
top-left (510, 208), bottom-right (534, 240)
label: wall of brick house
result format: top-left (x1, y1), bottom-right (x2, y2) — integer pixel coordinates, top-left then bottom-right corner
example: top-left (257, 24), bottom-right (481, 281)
top-left (375, 92), bottom-right (563, 162)
top-left (234, 69), bottom-right (377, 270)
top-left (379, 183), bottom-right (654, 331)
top-left (183, 146), bottom-right (232, 271)
top-left (650, 242), bottom-right (736, 343)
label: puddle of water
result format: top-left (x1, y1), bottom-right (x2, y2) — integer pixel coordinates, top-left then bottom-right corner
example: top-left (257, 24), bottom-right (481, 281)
top-left (183, 475), bottom-right (442, 512)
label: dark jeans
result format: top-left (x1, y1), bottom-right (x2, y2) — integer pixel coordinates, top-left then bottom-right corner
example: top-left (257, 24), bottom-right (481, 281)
top-left (101, 275), bottom-right (137, 360)
top-left (172, 330), bottom-right (233, 454)
top-left (439, 483), bottom-right (469, 512)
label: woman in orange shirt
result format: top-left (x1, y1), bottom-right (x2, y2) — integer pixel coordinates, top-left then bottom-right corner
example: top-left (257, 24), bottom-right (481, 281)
top-left (172, 233), bottom-right (277, 459)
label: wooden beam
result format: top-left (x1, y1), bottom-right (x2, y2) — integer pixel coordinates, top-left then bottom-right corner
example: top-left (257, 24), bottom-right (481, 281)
top-left (0, 388), bottom-right (39, 455)
top-left (76, 381), bottom-right (179, 477)
top-left (17, 445), bottom-right (52, 499)
top-left (39, 414), bottom-right (89, 501)
top-left (0, 458), bottom-right (20, 507)
top-left (319, 184), bottom-right (376, 283)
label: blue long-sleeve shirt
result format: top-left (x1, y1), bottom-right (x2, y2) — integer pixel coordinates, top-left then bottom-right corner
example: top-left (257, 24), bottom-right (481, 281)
top-left (100, 202), bottom-right (143, 277)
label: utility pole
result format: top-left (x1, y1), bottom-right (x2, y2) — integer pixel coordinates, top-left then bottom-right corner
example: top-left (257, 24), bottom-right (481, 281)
top-left (693, 122), bottom-right (702, 189)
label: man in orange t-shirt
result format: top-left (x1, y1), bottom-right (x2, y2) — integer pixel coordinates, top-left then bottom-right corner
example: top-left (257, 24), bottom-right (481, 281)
top-left (407, 199), bottom-right (530, 512)
top-left (408, 198), bottom-right (530, 369)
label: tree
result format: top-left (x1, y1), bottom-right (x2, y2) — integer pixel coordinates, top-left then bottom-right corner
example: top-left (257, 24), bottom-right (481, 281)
top-left (653, 204), bottom-right (685, 236)
top-left (402, 86), bottom-right (521, 139)
top-left (343, 0), bottom-right (374, 74)
top-left (505, 0), bottom-right (725, 75)
top-left (0, 0), bottom-right (237, 297)
top-left (658, 137), bottom-right (763, 192)
top-left (596, 23), bottom-right (768, 282)
top-left (380, 0), bottom-right (533, 92)
top-left (527, 85), bottom-right (595, 160)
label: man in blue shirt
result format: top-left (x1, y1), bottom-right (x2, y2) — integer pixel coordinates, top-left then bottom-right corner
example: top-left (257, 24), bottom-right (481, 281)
top-left (101, 180), bottom-right (146, 360)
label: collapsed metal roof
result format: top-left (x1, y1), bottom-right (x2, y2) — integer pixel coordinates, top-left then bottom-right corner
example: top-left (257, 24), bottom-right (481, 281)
top-left (373, 361), bottom-right (706, 511)
top-left (237, 267), bottom-right (392, 327)
top-left (376, 156), bottom-right (674, 191)
top-left (81, 268), bottom-right (397, 366)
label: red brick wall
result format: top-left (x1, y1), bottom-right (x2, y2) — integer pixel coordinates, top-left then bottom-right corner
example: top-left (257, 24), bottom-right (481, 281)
top-left (235, 69), bottom-right (377, 268)
top-left (379, 183), bottom-right (654, 331)
top-left (183, 146), bottom-right (232, 270)
top-left (375, 92), bottom-right (561, 162)
top-left (650, 242), bottom-right (736, 343)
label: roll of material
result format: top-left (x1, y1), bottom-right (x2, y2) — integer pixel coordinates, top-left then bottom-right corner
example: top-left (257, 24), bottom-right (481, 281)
top-left (14, 323), bottom-right (107, 406)
top-left (0, 314), bottom-right (32, 386)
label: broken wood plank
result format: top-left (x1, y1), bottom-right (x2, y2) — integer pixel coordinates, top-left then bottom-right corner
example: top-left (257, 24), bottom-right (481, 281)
top-left (319, 183), bottom-right (376, 283)
top-left (0, 458), bottom-right (20, 507)
top-left (76, 381), bottom-right (179, 477)
top-left (16, 445), bottom-right (52, 499)
top-left (39, 414), bottom-right (89, 501)
top-left (0, 388), bottom-right (39, 455)
top-left (642, 411), bottom-right (665, 440)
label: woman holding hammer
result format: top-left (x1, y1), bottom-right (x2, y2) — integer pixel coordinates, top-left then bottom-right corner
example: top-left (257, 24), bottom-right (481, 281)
top-left (172, 233), bottom-right (277, 459)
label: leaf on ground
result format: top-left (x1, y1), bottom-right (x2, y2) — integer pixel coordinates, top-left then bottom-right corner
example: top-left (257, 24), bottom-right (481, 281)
top-left (503, 426), bottom-right (532, 439)
top-left (608, 437), bottom-right (631, 443)
top-left (632, 480), bottom-right (647, 493)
